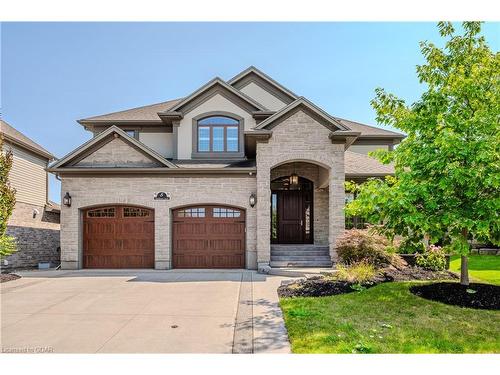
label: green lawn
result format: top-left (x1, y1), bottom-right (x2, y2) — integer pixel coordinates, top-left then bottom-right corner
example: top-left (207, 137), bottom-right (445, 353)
top-left (280, 282), bottom-right (500, 353)
top-left (449, 254), bottom-right (500, 285)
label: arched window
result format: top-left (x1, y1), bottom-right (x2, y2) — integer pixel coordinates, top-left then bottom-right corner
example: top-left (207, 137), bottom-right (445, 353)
top-left (197, 116), bottom-right (240, 153)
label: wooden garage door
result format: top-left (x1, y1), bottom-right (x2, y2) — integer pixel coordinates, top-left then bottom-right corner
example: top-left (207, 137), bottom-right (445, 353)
top-left (83, 205), bottom-right (154, 268)
top-left (173, 205), bottom-right (245, 269)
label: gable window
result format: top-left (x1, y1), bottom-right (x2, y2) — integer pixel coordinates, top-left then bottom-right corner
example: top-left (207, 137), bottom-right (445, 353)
top-left (192, 113), bottom-right (244, 159)
top-left (197, 116), bottom-right (240, 153)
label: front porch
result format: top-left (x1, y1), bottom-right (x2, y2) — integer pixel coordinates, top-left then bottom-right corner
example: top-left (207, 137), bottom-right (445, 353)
top-left (256, 156), bottom-right (345, 270)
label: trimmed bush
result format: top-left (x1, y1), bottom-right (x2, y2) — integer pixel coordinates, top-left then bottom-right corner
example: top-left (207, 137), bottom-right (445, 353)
top-left (336, 229), bottom-right (404, 268)
top-left (415, 245), bottom-right (447, 271)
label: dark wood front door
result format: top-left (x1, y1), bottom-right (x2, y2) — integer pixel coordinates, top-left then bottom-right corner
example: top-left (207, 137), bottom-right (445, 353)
top-left (278, 191), bottom-right (304, 243)
top-left (172, 205), bottom-right (245, 269)
top-left (271, 176), bottom-right (313, 244)
top-left (83, 205), bottom-right (155, 268)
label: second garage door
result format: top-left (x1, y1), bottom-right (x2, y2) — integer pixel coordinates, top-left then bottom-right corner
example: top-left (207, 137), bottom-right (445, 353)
top-left (172, 205), bottom-right (245, 269)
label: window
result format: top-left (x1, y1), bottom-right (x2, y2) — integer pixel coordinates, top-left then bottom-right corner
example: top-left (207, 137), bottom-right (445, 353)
top-left (87, 207), bottom-right (115, 218)
top-left (123, 207), bottom-right (150, 217)
top-left (196, 116), bottom-right (240, 153)
top-left (176, 207), bottom-right (206, 218)
top-left (124, 130), bottom-right (138, 139)
top-left (213, 207), bottom-right (241, 218)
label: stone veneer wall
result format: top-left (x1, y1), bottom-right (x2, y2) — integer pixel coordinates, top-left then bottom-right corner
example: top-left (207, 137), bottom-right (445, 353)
top-left (60, 175), bottom-right (257, 270)
top-left (270, 162), bottom-right (329, 246)
top-left (256, 109), bottom-right (345, 268)
top-left (3, 201), bottom-right (60, 269)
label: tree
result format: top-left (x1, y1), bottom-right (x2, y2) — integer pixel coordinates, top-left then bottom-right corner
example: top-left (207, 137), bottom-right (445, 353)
top-left (345, 22), bottom-right (500, 286)
top-left (0, 134), bottom-right (17, 257)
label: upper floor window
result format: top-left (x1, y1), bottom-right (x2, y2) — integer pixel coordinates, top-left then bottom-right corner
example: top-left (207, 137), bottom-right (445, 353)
top-left (197, 116), bottom-right (239, 153)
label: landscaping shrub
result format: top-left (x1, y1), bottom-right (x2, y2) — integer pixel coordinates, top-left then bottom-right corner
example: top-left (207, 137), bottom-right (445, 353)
top-left (335, 261), bottom-right (378, 284)
top-left (415, 245), bottom-right (447, 271)
top-left (336, 229), bottom-right (403, 268)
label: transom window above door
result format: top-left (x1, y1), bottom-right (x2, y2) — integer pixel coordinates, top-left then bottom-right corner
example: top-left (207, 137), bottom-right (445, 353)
top-left (196, 116), bottom-right (240, 154)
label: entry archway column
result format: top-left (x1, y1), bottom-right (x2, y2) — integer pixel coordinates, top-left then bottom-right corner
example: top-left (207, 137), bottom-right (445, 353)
top-left (256, 163), bottom-right (271, 270)
top-left (328, 145), bottom-right (346, 262)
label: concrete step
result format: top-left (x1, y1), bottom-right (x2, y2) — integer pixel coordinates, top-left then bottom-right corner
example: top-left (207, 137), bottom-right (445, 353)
top-left (271, 251), bottom-right (330, 256)
top-left (271, 255), bottom-right (332, 261)
top-left (270, 260), bottom-right (333, 268)
top-left (271, 245), bottom-right (329, 251)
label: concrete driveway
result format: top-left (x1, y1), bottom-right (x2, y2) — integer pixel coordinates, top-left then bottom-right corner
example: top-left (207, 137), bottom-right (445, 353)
top-left (0, 270), bottom-right (291, 353)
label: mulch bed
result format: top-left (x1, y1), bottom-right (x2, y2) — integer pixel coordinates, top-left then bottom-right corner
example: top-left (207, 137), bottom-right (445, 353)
top-left (410, 282), bottom-right (500, 310)
top-left (0, 273), bottom-right (21, 283)
top-left (278, 278), bottom-right (369, 298)
top-left (278, 266), bottom-right (458, 298)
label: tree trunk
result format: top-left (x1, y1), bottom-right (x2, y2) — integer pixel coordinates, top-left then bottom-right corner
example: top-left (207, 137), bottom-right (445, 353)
top-left (460, 229), bottom-right (470, 286)
top-left (460, 255), bottom-right (469, 286)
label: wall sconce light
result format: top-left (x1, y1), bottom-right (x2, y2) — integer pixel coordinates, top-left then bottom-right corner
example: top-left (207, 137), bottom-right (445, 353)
top-left (32, 208), bottom-right (39, 219)
top-left (249, 193), bottom-right (257, 208)
top-left (63, 192), bottom-right (72, 207)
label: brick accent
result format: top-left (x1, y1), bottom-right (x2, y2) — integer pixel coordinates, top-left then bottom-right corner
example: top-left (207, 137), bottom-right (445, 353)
top-left (60, 176), bottom-right (257, 270)
top-left (256, 109), bottom-right (345, 267)
top-left (3, 202), bottom-right (60, 269)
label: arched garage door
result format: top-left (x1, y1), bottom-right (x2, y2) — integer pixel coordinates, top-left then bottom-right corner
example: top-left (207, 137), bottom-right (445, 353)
top-left (83, 205), bottom-right (154, 268)
top-left (172, 205), bottom-right (245, 269)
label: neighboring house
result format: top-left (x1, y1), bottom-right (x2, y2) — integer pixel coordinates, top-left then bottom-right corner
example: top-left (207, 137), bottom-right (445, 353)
top-left (1, 120), bottom-right (60, 269)
top-left (48, 67), bottom-right (404, 271)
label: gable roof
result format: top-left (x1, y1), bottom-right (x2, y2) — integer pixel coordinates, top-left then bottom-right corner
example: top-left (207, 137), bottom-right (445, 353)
top-left (49, 125), bottom-right (178, 170)
top-left (165, 77), bottom-right (267, 114)
top-left (73, 68), bottom-right (405, 140)
top-left (255, 97), bottom-right (349, 131)
top-left (0, 119), bottom-right (55, 160)
top-left (228, 66), bottom-right (298, 103)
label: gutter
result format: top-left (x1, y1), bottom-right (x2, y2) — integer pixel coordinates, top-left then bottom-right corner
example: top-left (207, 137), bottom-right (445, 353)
top-left (46, 167), bottom-right (257, 175)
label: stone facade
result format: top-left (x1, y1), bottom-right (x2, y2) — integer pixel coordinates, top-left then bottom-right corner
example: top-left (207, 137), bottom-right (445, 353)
top-left (58, 108), bottom-right (347, 271)
top-left (3, 202), bottom-right (60, 269)
top-left (60, 175), bottom-right (257, 270)
top-left (256, 108), bottom-right (345, 268)
top-left (75, 137), bottom-right (162, 167)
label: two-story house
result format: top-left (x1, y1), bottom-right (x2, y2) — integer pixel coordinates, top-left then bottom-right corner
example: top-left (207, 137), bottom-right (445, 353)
top-left (1, 120), bottom-right (60, 269)
top-left (48, 67), bottom-right (403, 271)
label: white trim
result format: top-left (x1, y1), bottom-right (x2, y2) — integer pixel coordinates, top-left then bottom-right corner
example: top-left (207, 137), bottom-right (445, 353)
top-left (254, 97), bottom-right (349, 131)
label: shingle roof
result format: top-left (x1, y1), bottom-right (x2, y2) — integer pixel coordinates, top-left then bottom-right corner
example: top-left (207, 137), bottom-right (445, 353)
top-left (78, 98), bottom-right (404, 138)
top-left (0, 120), bottom-right (55, 160)
top-left (334, 117), bottom-right (404, 138)
top-left (78, 98), bottom-right (182, 123)
top-left (345, 150), bottom-right (395, 176)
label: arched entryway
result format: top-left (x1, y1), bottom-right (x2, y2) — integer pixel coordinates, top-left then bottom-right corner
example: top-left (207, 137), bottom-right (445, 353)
top-left (82, 205), bottom-right (155, 269)
top-left (271, 176), bottom-right (313, 244)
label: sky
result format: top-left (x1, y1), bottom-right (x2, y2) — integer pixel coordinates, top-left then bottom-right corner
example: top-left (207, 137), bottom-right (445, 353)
top-left (1, 22), bottom-right (499, 203)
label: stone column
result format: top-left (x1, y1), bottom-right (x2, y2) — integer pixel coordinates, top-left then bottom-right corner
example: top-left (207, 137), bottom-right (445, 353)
top-left (155, 205), bottom-right (171, 269)
top-left (328, 145), bottom-right (346, 262)
top-left (256, 154), bottom-right (271, 271)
